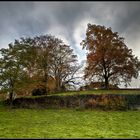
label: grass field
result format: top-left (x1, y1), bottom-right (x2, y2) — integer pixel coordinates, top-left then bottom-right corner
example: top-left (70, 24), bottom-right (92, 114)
top-left (0, 106), bottom-right (140, 138)
top-left (0, 90), bottom-right (140, 138)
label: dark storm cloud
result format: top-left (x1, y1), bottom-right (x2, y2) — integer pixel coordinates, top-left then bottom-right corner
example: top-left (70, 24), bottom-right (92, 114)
top-left (0, 2), bottom-right (50, 36)
top-left (112, 2), bottom-right (140, 32)
top-left (1, 2), bottom-right (140, 45)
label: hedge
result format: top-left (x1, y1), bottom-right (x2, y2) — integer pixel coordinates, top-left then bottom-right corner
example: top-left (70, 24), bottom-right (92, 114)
top-left (5, 94), bottom-right (140, 110)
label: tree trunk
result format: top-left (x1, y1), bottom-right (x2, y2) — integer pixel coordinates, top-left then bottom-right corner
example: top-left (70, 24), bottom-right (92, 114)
top-left (102, 58), bottom-right (109, 89)
top-left (9, 79), bottom-right (15, 107)
top-left (55, 75), bottom-right (62, 92)
top-left (9, 91), bottom-right (13, 107)
top-left (43, 69), bottom-right (48, 94)
top-left (104, 77), bottom-right (109, 89)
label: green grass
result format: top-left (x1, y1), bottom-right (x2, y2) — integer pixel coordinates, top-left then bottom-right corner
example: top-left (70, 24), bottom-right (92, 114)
top-left (0, 106), bottom-right (140, 138)
top-left (0, 90), bottom-right (140, 138)
top-left (1, 89), bottom-right (140, 100)
top-left (47, 89), bottom-right (140, 97)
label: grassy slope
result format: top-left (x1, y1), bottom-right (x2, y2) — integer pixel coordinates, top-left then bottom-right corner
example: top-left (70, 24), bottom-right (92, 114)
top-left (23, 89), bottom-right (140, 99)
top-left (48, 89), bottom-right (140, 97)
top-left (0, 106), bottom-right (140, 138)
top-left (1, 89), bottom-right (140, 100)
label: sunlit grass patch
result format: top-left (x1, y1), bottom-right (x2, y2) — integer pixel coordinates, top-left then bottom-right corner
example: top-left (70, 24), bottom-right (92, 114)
top-left (0, 107), bottom-right (139, 138)
top-left (48, 90), bottom-right (140, 97)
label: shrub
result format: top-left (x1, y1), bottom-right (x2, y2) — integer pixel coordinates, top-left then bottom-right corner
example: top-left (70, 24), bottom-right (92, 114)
top-left (99, 95), bottom-right (127, 110)
top-left (32, 88), bottom-right (46, 96)
top-left (125, 95), bottom-right (140, 110)
top-left (85, 98), bottom-right (97, 108)
top-left (12, 93), bottom-right (140, 110)
top-left (85, 95), bottom-right (127, 110)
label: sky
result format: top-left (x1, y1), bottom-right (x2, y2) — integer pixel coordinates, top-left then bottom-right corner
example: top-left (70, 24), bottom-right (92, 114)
top-left (0, 1), bottom-right (140, 88)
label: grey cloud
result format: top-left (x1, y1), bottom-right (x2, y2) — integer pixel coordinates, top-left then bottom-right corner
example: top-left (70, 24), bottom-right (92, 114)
top-left (1, 2), bottom-right (140, 37)
top-left (0, 1), bottom-right (140, 87)
top-left (0, 2), bottom-right (140, 51)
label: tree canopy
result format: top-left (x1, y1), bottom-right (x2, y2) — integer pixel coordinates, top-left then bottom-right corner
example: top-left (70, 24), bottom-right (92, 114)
top-left (81, 24), bottom-right (140, 89)
top-left (0, 35), bottom-right (80, 104)
top-left (0, 24), bottom-right (140, 105)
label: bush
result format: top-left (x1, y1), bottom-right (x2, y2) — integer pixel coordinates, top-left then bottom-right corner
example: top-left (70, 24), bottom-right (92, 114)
top-left (85, 98), bottom-right (97, 108)
top-left (32, 88), bottom-right (46, 96)
top-left (99, 95), bottom-right (127, 110)
top-left (85, 95), bottom-right (127, 110)
top-left (12, 93), bottom-right (140, 110)
top-left (125, 95), bottom-right (140, 110)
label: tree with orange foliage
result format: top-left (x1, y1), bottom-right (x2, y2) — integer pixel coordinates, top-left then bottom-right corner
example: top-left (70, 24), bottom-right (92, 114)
top-left (81, 24), bottom-right (140, 89)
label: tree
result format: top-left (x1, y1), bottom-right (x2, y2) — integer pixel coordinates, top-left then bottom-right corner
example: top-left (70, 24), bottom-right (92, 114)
top-left (10, 38), bottom-right (43, 95)
top-left (0, 43), bottom-right (31, 105)
top-left (33, 35), bottom-right (80, 92)
top-left (0, 34), bottom-right (80, 103)
top-left (46, 38), bottom-right (79, 92)
top-left (81, 24), bottom-right (140, 89)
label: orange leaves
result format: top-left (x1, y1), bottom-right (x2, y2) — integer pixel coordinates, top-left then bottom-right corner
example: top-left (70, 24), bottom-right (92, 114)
top-left (81, 24), bottom-right (140, 88)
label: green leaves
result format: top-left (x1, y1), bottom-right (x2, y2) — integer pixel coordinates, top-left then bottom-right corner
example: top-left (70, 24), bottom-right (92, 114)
top-left (0, 34), bottom-right (79, 100)
top-left (0, 40), bottom-right (35, 98)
